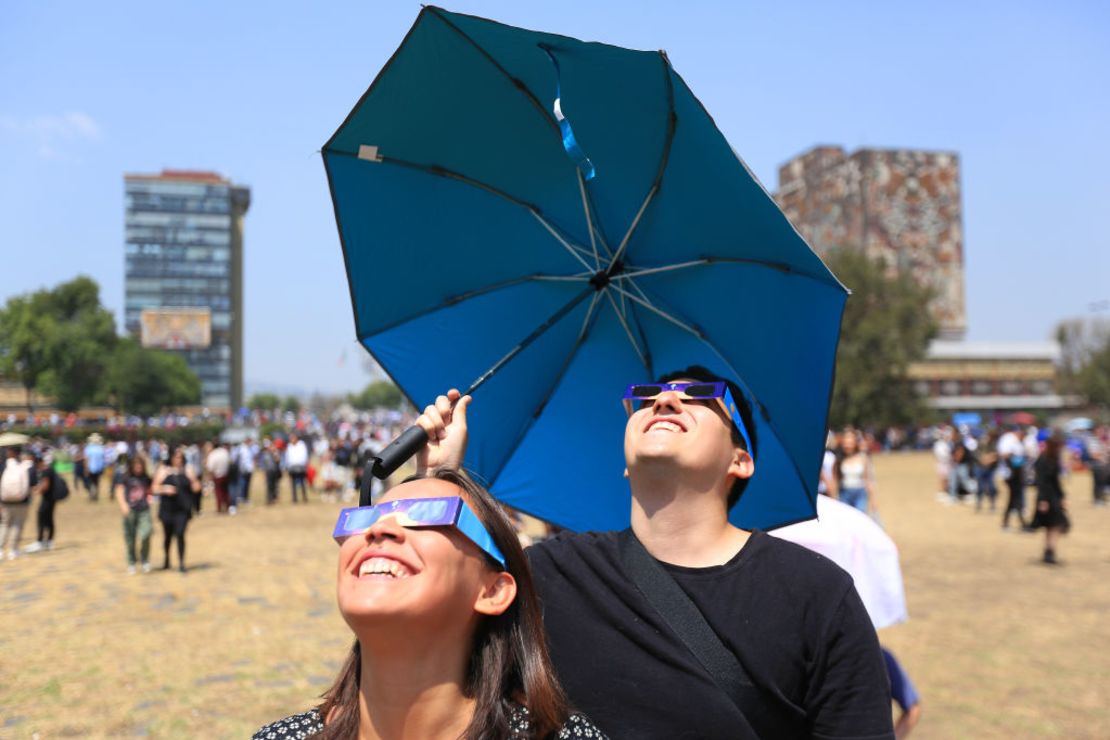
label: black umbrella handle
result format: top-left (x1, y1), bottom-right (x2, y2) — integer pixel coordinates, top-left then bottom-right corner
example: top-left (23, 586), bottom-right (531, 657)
top-left (361, 425), bottom-right (430, 504)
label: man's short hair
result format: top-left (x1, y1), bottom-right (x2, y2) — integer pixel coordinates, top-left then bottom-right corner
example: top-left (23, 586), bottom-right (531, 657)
top-left (656, 366), bottom-right (758, 511)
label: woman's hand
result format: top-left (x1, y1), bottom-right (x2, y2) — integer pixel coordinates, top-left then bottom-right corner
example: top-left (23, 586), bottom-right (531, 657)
top-left (415, 389), bottom-right (471, 473)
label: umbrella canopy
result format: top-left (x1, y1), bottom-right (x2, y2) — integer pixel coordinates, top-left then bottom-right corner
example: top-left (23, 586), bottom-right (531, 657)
top-left (0, 432), bottom-right (30, 448)
top-left (324, 7), bottom-right (847, 532)
top-left (771, 495), bottom-right (908, 630)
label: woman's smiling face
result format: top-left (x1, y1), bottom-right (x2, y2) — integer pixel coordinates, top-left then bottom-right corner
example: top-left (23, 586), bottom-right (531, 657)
top-left (336, 478), bottom-right (502, 635)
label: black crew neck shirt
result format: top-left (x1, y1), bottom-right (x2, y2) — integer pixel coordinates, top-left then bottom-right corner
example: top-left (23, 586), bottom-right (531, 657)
top-left (527, 529), bottom-right (894, 739)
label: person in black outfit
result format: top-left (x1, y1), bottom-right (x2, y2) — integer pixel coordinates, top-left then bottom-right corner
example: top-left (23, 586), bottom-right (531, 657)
top-left (417, 368), bottom-right (894, 740)
top-left (153, 447), bottom-right (200, 572)
top-left (1030, 434), bottom-right (1070, 564)
top-left (32, 454), bottom-right (58, 550)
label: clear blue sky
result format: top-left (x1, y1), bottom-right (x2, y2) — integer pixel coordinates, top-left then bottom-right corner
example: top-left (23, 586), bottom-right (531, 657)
top-left (2, 1), bottom-right (1107, 395)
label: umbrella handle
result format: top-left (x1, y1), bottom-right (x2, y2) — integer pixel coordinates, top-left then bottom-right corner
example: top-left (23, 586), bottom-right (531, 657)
top-left (363, 425), bottom-right (430, 495)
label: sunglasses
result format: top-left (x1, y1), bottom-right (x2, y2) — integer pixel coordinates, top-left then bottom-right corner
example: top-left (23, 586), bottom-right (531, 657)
top-left (622, 381), bottom-right (753, 455)
top-left (333, 496), bottom-right (506, 568)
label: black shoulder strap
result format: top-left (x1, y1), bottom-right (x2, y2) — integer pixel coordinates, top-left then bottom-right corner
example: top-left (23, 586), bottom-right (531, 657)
top-left (617, 528), bottom-right (758, 717)
top-left (617, 529), bottom-right (753, 692)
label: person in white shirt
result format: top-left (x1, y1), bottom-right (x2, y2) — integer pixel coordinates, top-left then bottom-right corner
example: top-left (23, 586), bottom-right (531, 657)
top-left (284, 434), bottom-right (310, 503)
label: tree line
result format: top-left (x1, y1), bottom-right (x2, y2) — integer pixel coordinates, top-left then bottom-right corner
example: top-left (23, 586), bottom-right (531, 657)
top-left (0, 276), bottom-right (200, 416)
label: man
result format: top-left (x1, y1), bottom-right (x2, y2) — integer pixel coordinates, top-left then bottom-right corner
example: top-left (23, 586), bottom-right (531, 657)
top-left (84, 434), bottom-right (106, 502)
top-left (417, 367), bottom-right (893, 738)
top-left (284, 433), bottom-right (309, 503)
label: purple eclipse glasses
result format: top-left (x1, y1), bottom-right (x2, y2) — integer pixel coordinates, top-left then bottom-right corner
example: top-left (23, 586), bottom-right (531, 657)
top-left (622, 381), bottom-right (753, 454)
top-left (333, 496), bottom-right (506, 568)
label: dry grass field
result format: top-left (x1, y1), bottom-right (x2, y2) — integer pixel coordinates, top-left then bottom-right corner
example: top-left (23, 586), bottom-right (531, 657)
top-left (1, 452), bottom-right (1108, 738)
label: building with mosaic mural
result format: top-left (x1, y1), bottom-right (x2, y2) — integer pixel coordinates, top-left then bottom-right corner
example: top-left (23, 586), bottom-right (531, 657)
top-left (774, 146), bottom-right (966, 339)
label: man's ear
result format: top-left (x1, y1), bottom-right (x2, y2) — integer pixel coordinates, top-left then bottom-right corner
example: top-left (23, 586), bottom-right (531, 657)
top-left (474, 571), bottom-right (517, 616)
top-left (727, 447), bottom-right (754, 482)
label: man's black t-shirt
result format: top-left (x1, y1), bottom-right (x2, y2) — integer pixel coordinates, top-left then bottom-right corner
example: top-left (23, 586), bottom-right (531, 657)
top-left (527, 530), bottom-right (894, 739)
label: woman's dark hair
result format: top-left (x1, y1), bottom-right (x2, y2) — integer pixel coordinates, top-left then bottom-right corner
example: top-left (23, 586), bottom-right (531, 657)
top-left (129, 455), bottom-right (147, 476)
top-left (314, 468), bottom-right (571, 739)
top-left (657, 366), bottom-right (759, 511)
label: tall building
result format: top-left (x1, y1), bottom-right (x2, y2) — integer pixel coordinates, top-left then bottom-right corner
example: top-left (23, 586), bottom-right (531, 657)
top-left (775, 146), bottom-right (966, 339)
top-left (124, 170), bottom-right (250, 410)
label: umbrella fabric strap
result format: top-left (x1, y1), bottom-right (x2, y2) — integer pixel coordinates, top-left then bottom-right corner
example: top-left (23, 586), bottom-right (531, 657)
top-left (617, 529), bottom-right (774, 734)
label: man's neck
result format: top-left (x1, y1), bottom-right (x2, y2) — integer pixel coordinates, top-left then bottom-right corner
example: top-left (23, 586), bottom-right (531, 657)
top-left (629, 473), bottom-right (749, 568)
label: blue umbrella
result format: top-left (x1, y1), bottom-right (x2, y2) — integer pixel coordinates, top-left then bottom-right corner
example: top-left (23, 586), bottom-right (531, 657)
top-left (323, 7), bottom-right (847, 532)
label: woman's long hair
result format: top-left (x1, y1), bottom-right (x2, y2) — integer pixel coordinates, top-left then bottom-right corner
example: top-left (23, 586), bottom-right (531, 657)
top-left (315, 468), bottom-right (570, 739)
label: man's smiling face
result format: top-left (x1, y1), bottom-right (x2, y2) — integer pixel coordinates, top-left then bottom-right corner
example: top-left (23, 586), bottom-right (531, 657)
top-left (623, 379), bottom-right (746, 477)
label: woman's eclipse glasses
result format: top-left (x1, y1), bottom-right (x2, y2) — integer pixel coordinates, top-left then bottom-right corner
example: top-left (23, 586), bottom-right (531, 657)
top-left (333, 496), bottom-right (506, 568)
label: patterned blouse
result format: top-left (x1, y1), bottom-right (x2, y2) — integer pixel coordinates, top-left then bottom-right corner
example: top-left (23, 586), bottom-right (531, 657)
top-left (252, 704), bottom-right (606, 739)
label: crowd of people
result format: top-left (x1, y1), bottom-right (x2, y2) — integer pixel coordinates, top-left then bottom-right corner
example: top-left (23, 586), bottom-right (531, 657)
top-left (929, 421), bottom-right (1108, 563)
top-left (0, 424), bottom-right (412, 571)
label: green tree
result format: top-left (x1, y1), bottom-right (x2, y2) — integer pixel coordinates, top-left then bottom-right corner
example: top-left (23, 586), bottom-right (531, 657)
top-left (104, 338), bottom-right (202, 417)
top-left (282, 395), bottom-right (302, 413)
top-left (825, 249), bottom-right (938, 428)
top-left (248, 393), bottom-right (281, 411)
top-left (1056, 318), bottom-right (1110, 411)
top-left (0, 276), bottom-right (117, 412)
top-left (349, 380), bottom-right (403, 410)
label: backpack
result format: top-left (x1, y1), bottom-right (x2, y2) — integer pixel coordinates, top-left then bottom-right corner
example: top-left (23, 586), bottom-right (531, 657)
top-left (0, 460), bottom-right (33, 503)
top-left (52, 473), bottom-right (70, 502)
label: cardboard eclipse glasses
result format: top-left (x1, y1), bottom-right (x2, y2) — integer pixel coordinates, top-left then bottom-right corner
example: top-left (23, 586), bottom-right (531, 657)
top-left (333, 496), bottom-right (506, 568)
top-left (622, 381), bottom-right (753, 454)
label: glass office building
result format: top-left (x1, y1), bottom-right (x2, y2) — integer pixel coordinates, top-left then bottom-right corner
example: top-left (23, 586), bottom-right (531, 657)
top-left (124, 170), bottom-right (250, 410)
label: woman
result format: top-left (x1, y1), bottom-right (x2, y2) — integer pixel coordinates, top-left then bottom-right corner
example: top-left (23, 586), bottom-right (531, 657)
top-left (114, 456), bottom-right (153, 574)
top-left (153, 446), bottom-right (200, 573)
top-left (254, 469), bottom-right (604, 739)
top-left (1030, 434), bottom-right (1070, 565)
top-left (836, 429), bottom-right (878, 515)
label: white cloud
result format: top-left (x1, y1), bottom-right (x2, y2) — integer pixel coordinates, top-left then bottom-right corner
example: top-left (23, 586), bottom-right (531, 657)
top-left (0, 111), bottom-right (102, 158)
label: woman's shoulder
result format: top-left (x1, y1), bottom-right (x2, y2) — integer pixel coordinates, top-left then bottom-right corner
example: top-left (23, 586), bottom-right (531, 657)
top-left (252, 709), bottom-right (324, 739)
top-left (509, 704), bottom-right (608, 739)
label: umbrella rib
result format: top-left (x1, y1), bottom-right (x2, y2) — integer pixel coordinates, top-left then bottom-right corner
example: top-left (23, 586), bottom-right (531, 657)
top-left (485, 289), bottom-right (605, 489)
top-left (608, 283), bottom-right (704, 338)
top-left (606, 52), bottom-right (677, 272)
top-left (426, 8), bottom-right (559, 135)
top-left (464, 286), bottom-right (595, 396)
top-left (357, 274), bottom-right (575, 341)
top-left (608, 256), bottom-right (844, 289)
top-left (531, 211), bottom-right (596, 273)
top-left (333, 148), bottom-right (599, 274)
top-left (602, 287), bottom-right (650, 371)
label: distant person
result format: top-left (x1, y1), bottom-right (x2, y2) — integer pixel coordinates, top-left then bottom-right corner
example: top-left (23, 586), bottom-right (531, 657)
top-left (1087, 430), bottom-right (1109, 507)
top-left (932, 426), bottom-right (952, 497)
top-left (115, 456), bottom-right (154, 574)
top-left (948, 443), bottom-right (978, 503)
top-left (818, 431), bottom-right (839, 499)
top-left (205, 442), bottom-right (231, 513)
top-left (975, 432), bottom-right (1000, 512)
top-left (84, 434), bottom-right (106, 502)
top-left (153, 447), bottom-right (199, 573)
top-left (881, 647), bottom-right (922, 738)
top-left (1030, 434), bottom-right (1070, 565)
top-left (26, 452), bottom-right (65, 553)
top-left (71, 442), bottom-right (88, 498)
top-left (284, 433), bottom-right (309, 503)
top-left (0, 447), bottom-right (34, 560)
top-left (836, 429), bottom-right (878, 515)
top-left (998, 425), bottom-right (1029, 531)
top-left (259, 438), bottom-right (281, 505)
top-left (236, 437), bottom-right (258, 506)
